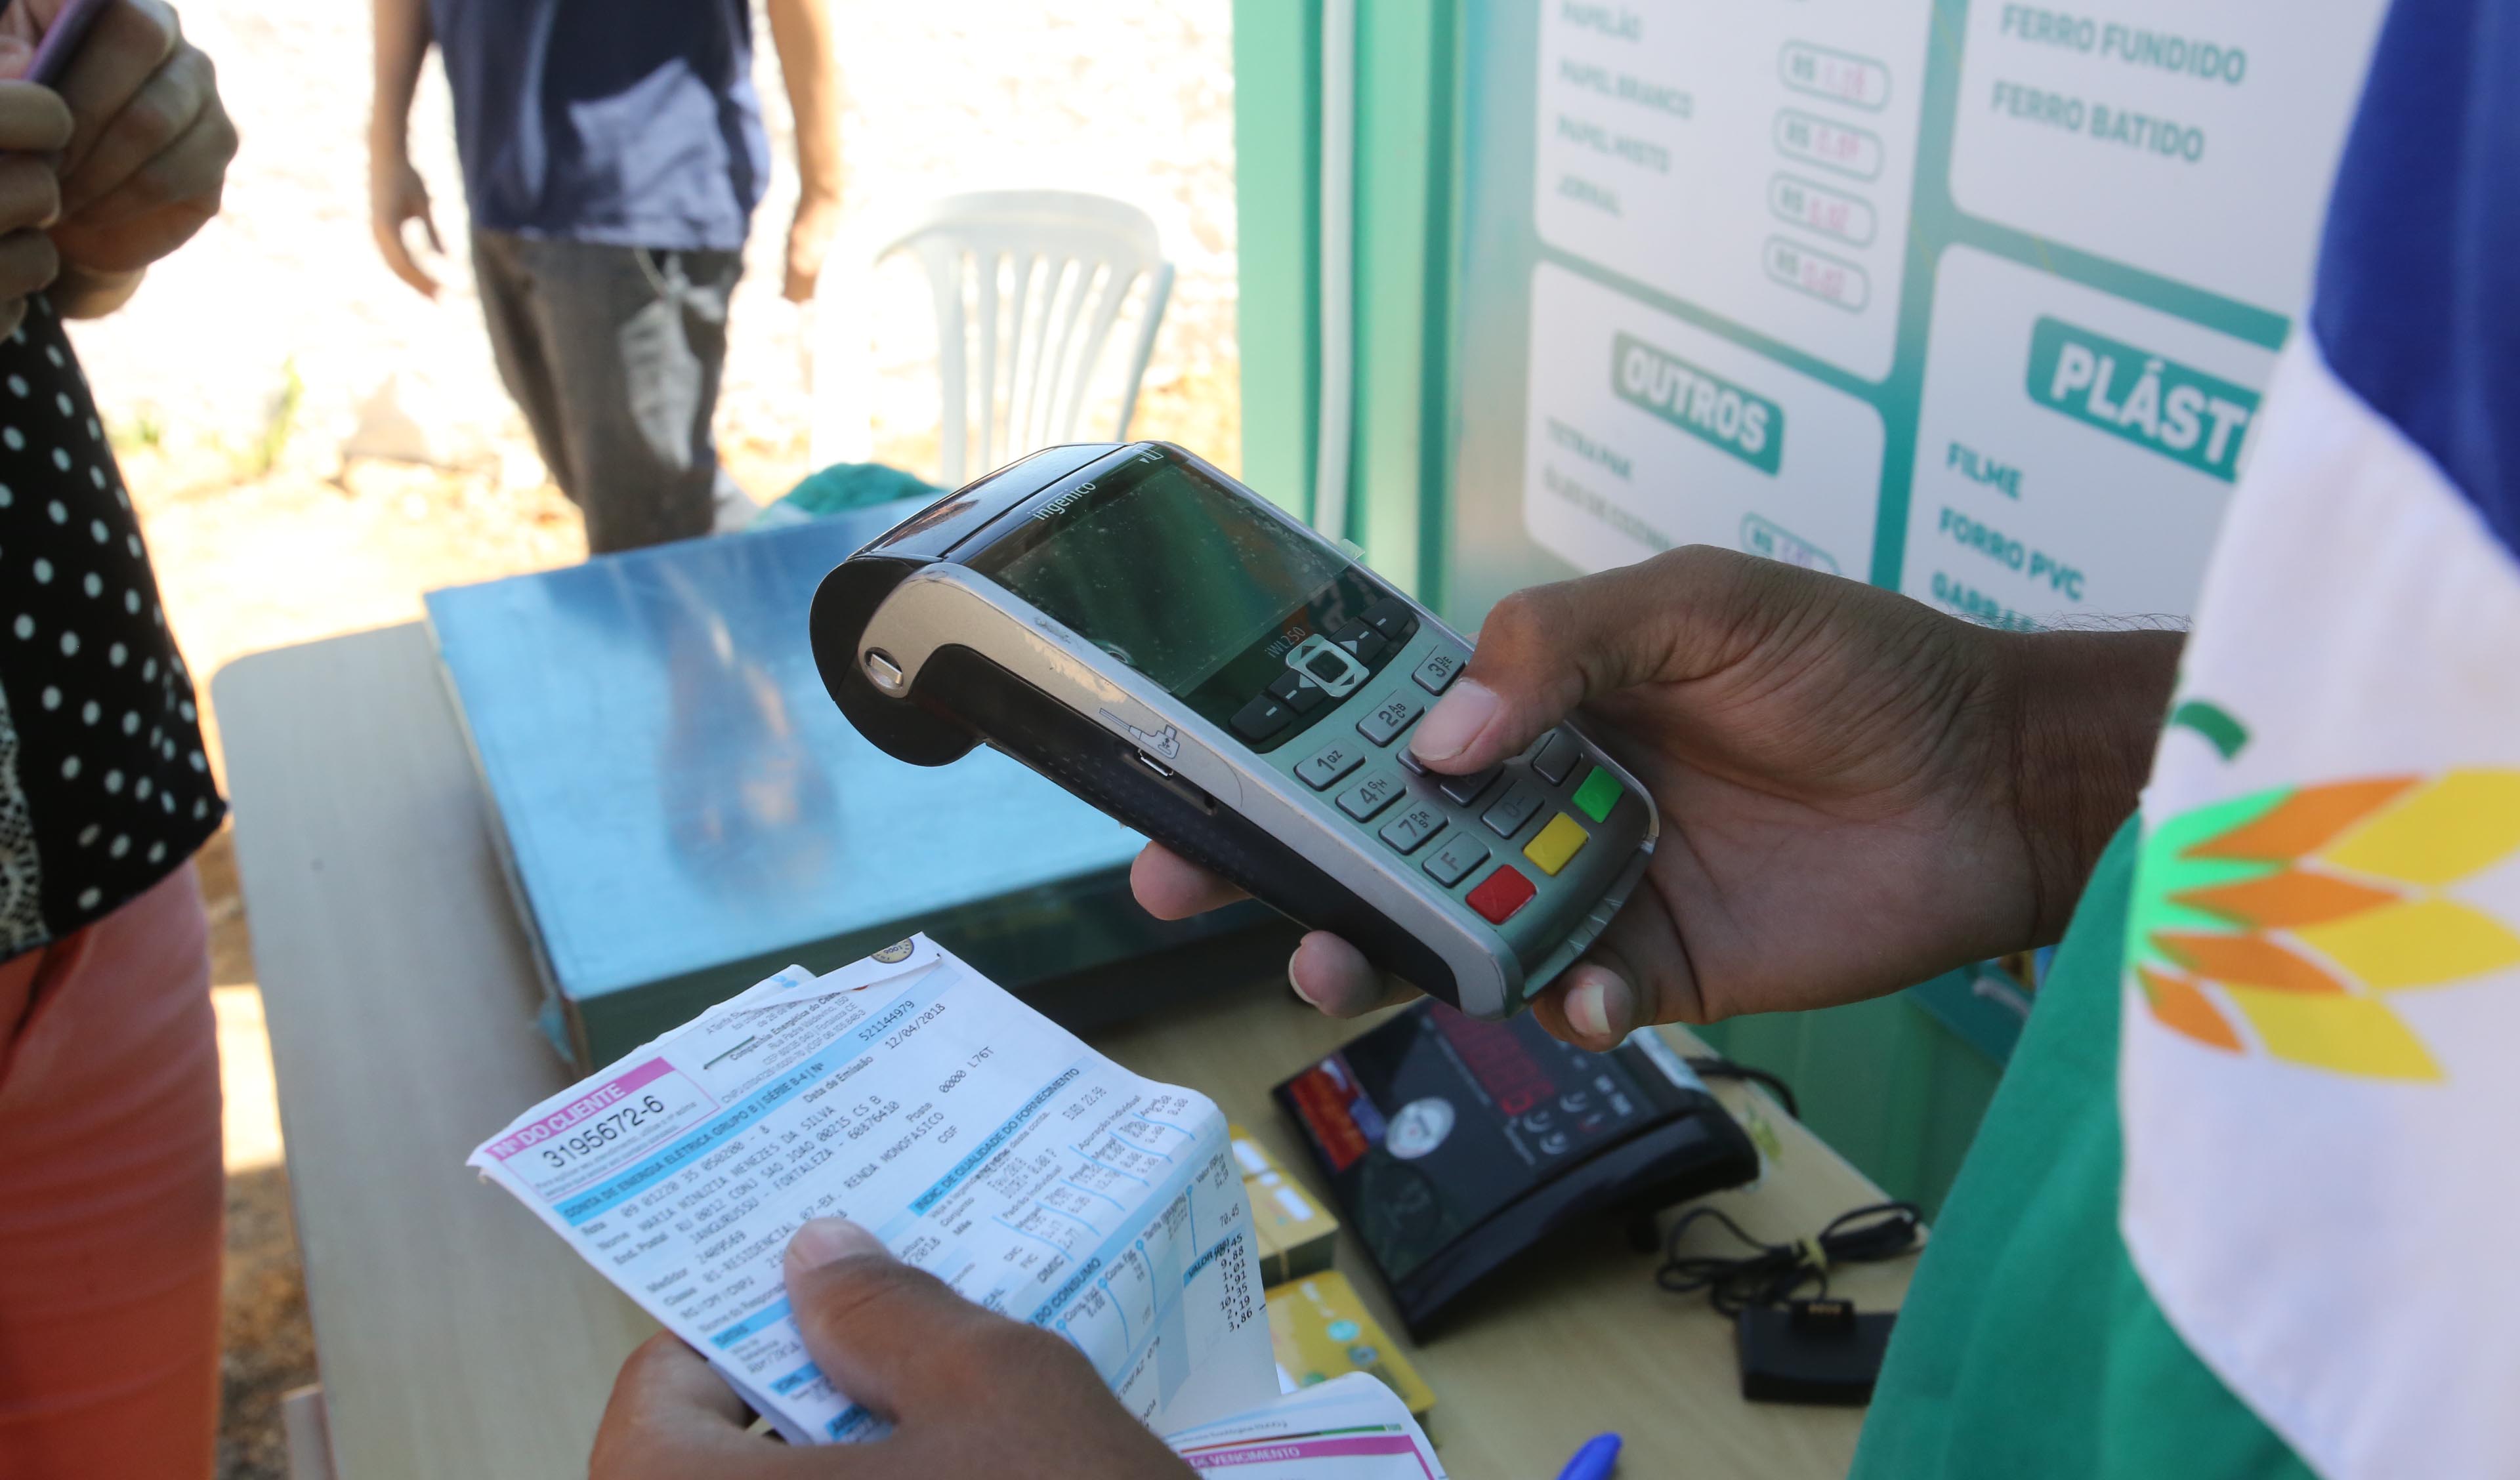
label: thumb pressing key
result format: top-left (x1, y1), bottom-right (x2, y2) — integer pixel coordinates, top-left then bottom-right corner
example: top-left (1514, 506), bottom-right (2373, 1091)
top-left (1407, 678), bottom-right (1500, 766)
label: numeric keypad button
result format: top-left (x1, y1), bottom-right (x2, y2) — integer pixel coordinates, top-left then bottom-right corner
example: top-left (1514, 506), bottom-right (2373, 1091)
top-left (1481, 779), bottom-right (1546, 837)
top-left (1295, 740), bottom-right (1365, 791)
top-left (1412, 650), bottom-right (1462, 695)
top-left (1378, 804), bottom-right (1446, 855)
top-left (1356, 691), bottom-right (1425, 747)
top-left (1336, 772), bottom-right (1404, 821)
top-left (1423, 833), bottom-right (1489, 887)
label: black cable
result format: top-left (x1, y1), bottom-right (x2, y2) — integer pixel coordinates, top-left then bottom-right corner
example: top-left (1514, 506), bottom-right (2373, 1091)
top-left (1656, 1201), bottom-right (1923, 1316)
top-left (1686, 1055), bottom-right (1800, 1120)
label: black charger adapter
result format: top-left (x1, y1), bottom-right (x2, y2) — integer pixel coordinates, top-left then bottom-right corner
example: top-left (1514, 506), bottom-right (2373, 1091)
top-left (1735, 1297), bottom-right (1897, 1405)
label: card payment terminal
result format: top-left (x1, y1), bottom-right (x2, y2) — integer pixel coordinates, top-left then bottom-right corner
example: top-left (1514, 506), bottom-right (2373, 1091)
top-left (1275, 1001), bottom-right (1759, 1336)
top-left (807, 442), bottom-right (1657, 1019)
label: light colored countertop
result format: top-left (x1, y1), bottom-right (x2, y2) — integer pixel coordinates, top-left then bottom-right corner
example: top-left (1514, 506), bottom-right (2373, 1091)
top-left (216, 621), bottom-right (1913, 1480)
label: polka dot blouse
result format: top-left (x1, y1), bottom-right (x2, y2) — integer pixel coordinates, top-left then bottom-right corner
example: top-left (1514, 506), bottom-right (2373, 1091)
top-left (0, 295), bottom-right (223, 961)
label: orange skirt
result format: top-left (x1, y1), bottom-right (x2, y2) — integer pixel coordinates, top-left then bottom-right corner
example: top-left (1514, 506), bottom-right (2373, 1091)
top-left (0, 863), bottom-right (222, 1480)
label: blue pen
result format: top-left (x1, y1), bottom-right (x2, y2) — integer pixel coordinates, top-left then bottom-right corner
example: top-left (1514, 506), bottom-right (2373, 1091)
top-left (1554, 1432), bottom-right (1622, 1480)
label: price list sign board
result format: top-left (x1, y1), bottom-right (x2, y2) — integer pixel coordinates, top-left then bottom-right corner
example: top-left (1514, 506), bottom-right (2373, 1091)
top-left (1448, 0), bottom-right (2391, 628)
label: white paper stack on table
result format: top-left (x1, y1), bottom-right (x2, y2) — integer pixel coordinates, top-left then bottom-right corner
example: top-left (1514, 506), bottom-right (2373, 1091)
top-left (467, 936), bottom-right (1442, 1475)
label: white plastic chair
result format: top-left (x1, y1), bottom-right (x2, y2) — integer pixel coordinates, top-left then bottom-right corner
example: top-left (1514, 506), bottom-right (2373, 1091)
top-left (811, 190), bottom-right (1176, 487)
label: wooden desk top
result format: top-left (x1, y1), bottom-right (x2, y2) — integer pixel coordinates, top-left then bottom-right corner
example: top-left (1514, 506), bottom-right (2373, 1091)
top-left (216, 621), bottom-right (1911, 1480)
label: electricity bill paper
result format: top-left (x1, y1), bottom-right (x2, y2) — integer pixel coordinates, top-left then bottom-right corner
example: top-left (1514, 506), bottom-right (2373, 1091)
top-left (467, 936), bottom-right (1274, 1444)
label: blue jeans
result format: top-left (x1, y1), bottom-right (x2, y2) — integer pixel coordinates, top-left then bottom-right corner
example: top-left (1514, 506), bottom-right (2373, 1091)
top-left (472, 231), bottom-right (753, 555)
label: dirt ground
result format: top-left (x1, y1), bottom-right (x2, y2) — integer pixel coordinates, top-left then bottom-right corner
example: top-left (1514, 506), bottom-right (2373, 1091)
top-left (71, 4), bottom-right (1242, 1474)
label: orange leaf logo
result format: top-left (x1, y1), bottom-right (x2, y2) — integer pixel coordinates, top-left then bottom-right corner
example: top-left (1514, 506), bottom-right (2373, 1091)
top-left (2129, 771), bottom-right (2520, 1080)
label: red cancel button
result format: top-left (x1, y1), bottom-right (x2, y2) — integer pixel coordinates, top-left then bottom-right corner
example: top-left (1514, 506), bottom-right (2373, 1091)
top-left (1465, 864), bottom-right (1536, 924)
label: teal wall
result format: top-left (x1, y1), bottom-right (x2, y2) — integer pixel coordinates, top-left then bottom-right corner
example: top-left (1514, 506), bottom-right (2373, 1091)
top-left (1703, 976), bottom-right (2016, 1208)
top-left (1229, 0), bottom-right (1320, 524)
top-left (1232, 0), bottom-right (1460, 598)
top-left (1349, 0), bottom-right (1459, 598)
top-left (1229, 2), bottom-right (2007, 1216)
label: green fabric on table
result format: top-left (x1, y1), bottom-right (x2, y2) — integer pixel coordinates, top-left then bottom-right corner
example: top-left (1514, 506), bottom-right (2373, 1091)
top-left (1850, 821), bottom-right (2311, 1479)
top-left (751, 462), bottom-right (940, 529)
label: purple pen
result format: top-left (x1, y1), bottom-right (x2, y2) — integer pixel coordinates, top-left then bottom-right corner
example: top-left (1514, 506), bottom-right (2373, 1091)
top-left (1554, 1432), bottom-right (1622, 1480)
top-left (25, 0), bottom-right (110, 87)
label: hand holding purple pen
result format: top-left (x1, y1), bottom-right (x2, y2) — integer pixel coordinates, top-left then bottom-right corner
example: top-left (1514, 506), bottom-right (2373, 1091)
top-left (21, 0), bottom-right (107, 87)
top-left (0, 9), bottom-right (72, 337)
top-left (0, 0), bottom-right (233, 319)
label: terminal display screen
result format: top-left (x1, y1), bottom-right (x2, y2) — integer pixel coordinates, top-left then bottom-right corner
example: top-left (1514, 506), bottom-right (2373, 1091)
top-left (971, 449), bottom-right (1351, 699)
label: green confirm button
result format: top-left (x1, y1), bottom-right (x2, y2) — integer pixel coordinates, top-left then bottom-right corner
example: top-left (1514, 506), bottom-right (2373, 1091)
top-left (1613, 332), bottom-right (1784, 475)
top-left (2025, 316), bottom-right (2259, 483)
top-left (1572, 765), bottom-right (1624, 823)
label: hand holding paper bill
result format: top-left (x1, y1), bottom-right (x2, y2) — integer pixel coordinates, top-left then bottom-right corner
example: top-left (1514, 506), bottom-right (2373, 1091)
top-left (467, 937), bottom-right (1442, 1476)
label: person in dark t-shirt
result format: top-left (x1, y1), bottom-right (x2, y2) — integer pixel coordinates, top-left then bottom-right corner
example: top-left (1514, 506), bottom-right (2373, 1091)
top-left (368, 0), bottom-right (843, 555)
top-left (0, 5), bottom-right (239, 1477)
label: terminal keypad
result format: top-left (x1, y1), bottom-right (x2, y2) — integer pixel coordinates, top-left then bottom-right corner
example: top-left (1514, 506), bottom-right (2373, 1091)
top-left (1228, 600), bottom-right (1416, 754)
top-left (1283, 618), bottom-right (1628, 945)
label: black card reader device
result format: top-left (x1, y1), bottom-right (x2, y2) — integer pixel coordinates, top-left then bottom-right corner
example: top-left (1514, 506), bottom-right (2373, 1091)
top-left (1274, 1000), bottom-right (1759, 1336)
top-left (807, 442), bottom-right (1657, 1018)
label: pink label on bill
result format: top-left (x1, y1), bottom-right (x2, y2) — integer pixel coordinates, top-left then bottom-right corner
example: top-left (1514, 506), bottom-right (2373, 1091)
top-left (485, 1058), bottom-right (676, 1161)
top-left (1181, 1434), bottom-right (1431, 1475)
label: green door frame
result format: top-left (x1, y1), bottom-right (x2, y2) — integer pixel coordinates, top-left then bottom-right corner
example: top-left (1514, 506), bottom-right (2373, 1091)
top-left (1232, 0), bottom-right (1461, 607)
top-left (1229, 0), bottom-right (1321, 523)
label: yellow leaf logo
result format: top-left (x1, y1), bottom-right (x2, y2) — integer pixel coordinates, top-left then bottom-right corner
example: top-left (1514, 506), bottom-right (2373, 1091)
top-left (2128, 771), bottom-right (2520, 1080)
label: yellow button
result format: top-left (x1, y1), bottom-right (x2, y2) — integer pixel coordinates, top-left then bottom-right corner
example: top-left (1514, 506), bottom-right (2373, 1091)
top-left (1522, 813), bottom-right (1590, 876)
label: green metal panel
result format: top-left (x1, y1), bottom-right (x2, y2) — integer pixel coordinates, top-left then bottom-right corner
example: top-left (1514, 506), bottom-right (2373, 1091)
top-left (1694, 979), bottom-right (2011, 1219)
top-left (1232, 0), bottom-right (1461, 588)
top-left (1229, 0), bottom-right (1321, 520)
top-left (1347, 0), bottom-right (1460, 600)
top-left (1228, 1), bottom-right (2014, 1219)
